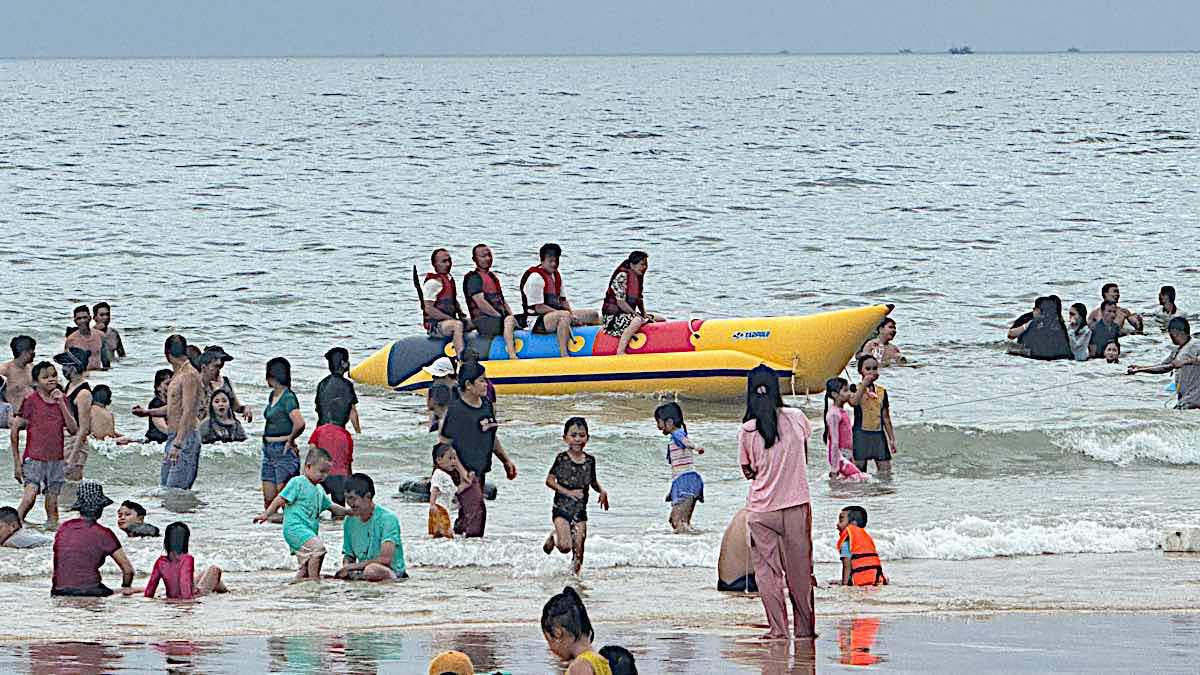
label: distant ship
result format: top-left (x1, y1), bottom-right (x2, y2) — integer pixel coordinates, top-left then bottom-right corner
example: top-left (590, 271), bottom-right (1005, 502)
top-left (1066, 47), bottom-right (1081, 53)
top-left (898, 49), bottom-right (913, 54)
top-left (948, 45), bottom-right (973, 55)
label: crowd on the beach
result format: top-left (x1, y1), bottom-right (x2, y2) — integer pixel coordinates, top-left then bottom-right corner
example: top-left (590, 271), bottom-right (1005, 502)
top-left (3, 256), bottom-right (1196, 672)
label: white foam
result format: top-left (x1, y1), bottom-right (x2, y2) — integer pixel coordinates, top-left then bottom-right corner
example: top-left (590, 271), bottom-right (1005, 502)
top-left (1061, 427), bottom-right (1200, 466)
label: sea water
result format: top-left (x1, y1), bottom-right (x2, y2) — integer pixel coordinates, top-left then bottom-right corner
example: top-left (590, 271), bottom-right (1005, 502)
top-left (1, 53), bottom-right (1199, 666)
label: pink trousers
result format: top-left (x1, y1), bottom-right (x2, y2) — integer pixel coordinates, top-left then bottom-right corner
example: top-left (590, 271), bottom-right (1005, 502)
top-left (747, 503), bottom-right (816, 638)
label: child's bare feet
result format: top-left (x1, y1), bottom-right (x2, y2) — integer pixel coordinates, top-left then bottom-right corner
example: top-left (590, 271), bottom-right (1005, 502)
top-left (543, 533), bottom-right (555, 554)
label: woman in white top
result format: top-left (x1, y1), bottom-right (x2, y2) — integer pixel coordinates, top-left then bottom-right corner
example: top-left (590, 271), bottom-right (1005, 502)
top-left (1067, 303), bottom-right (1092, 362)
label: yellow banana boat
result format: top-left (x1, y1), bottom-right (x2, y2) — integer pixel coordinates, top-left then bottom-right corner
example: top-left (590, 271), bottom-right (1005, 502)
top-left (351, 304), bottom-right (891, 400)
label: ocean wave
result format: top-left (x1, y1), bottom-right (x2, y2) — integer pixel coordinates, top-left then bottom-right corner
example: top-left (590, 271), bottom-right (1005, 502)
top-left (874, 516), bottom-right (1159, 561)
top-left (1059, 427), bottom-right (1200, 466)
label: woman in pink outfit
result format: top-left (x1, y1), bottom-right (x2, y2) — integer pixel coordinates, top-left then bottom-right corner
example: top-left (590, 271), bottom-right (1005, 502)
top-left (737, 365), bottom-right (816, 641)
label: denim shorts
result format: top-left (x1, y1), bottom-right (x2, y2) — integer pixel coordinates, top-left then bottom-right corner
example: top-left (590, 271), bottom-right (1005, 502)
top-left (161, 431), bottom-right (201, 490)
top-left (261, 440), bottom-right (300, 485)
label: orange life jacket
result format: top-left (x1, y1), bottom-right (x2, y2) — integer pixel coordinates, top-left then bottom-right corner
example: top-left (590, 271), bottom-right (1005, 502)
top-left (422, 272), bottom-right (462, 329)
top-left (837, 524), bottom-right (887, 586)
top-left (519, 265), bottom-right (565, 313)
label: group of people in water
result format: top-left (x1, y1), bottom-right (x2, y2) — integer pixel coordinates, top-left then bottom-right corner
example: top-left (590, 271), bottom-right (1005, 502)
top-left (1007, 282), bottom-right (1198, 408)
top-left (420, 242), bottom-right (663, 359)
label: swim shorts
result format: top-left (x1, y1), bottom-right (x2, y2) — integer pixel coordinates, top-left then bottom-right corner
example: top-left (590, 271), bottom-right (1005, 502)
top-left (23, 459), bottom-right (65, 495)
top-left (552, 497), bottom-right (588, 524)
top-left (427, 320), bottom-right (466, 339)
top-left (474, 315), bottom-right (505, 339)
top-left (665, 470), bottom-right (704, 505)
top-left (261, 440), bottom-right (300, 485)
top-left (530, 314), bottom-right (552, 334)
top-left (852, 429), bottom-right (892, 463)
top-left (717, 574), bottom-right (758, 593)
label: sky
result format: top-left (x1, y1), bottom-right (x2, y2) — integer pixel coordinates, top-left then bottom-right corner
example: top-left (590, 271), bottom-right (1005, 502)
top-left (1, 0), bottom-right (1195, 58)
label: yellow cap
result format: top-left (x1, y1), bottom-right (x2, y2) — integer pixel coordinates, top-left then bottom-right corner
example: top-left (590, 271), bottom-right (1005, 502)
top-left (428, 650), bottom-right (475, 675)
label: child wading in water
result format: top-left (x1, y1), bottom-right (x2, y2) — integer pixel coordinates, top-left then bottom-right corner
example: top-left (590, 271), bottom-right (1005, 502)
top-left (429, 442), bottom-right (473, 539)
top-left (10, 362), bottom-right (78, 528)
top-left (543, 417), bottom-right (609, 574)
top-left (823, 378), bottom-right (866, 481)
top-left (849, 355), bottom-right (896, 476)
top-left (254, 447), bottom-right (351, 580)
top-left (653, 402), bottom-right (704, 533)
top-left (541, 586), bottom-right (614, 675)
top-left (144, 522), bottom-right (228, 599)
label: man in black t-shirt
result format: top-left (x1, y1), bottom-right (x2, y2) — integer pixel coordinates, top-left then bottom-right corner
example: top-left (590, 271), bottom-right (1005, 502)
top-left (437, 362), bottom-right (517, 537)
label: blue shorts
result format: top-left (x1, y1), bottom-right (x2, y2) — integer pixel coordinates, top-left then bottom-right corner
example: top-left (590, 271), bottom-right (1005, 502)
top-left (161, 431), bottom-right (202, 490)
top-left (261, 440), bottom-right (300, 485)
top-left (666, 470), bottom-right (704, 505)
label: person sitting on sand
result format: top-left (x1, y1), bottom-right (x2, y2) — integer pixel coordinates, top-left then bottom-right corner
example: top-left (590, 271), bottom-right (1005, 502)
top-left (832, 505), bottom-right (887, 587)
top-left (860, 317), bottom-right (906, 365)
top-left (92, 302), bottom-right (126, 369)
top-left (116, 500), bottom-right (160, 538)
top-left (422, 248), bottom-right (472, 358)
top-left (10, 361), bottom-right (78, 529)
top-left (198, 390), bottom-right (247, 444)
top-left (88, 385), bottom-right (131, 444)
top-left (541, 586), bottom-right (613, 675)
top-left (1127, 317), bottom-right (1200, 410)
top-left (144, 521), bottom-right (227, 599)
top-left (254, 447), bottom-right (350, 581)
top-left (521, 243), bottom-right (600, 358)
top-left (1089, 301), bottom-right (1123, 359)
top-left (335, 473), bottom-right (408, 582)
top-left (465, 243), bottom-right (520, 359)
top-left (63, 305), bottom-right (104, 372)
top-left (0, 336), bottom-right (37, 429)
top-left (1088, 283), bottom-right (1143, 334)
top-left (51, 481), bottom-right (135, 597)
top-left (0, 505), bottom-right (51, 548)
top-left (717, 507), bottom-right (756, 593)
top-left (601, 251), bottom-right (664, 356)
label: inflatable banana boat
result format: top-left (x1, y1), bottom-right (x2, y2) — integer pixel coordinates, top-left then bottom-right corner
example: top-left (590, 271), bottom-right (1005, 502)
top-left (351, 305), bottom-right (892, 400)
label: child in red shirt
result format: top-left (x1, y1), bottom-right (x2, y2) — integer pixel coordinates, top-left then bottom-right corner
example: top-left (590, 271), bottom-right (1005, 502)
top-left (144, 522), bottom-right (227, 600)
top-left (9, 362), bottom-right (78, 528)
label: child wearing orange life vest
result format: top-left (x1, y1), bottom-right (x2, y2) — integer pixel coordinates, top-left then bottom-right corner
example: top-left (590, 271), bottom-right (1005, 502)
top-left (833, 505), bottom-right (887, 587)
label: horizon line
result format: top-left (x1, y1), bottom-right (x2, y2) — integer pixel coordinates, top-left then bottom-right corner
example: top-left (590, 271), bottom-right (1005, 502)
top-left (2, 48), bottom-right (1198, 61)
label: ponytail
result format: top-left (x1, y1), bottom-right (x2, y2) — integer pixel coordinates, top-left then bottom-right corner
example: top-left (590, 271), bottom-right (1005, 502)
top-left (541, 585), bottom-right (595, 642)
top-left (743, 365), bottom-right (784, 448)
top-left (822, 377), bottom-right (848, 445)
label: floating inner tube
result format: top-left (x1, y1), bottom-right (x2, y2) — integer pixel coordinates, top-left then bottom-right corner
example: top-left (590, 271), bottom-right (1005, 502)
top-left (395, 477), bottom-right (498, 502)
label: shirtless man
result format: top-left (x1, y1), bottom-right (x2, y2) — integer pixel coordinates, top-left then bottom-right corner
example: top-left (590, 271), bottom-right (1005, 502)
top-left (63, 305), bottom-right (105, 371)
top-left (92, 302), bottom-right (126, 369)
top-left (133, 335), bottom-right (203, 490)
top-left (1087, 283), bottom-right (1143, 335)
top-left (0, 336), bottom-right (36, 429)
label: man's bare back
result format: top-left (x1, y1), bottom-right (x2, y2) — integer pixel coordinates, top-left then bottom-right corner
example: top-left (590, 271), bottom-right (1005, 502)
top-left (0, 360), bottom-right (33, 408)
top-left (166, 363), bottom-right (203, 435)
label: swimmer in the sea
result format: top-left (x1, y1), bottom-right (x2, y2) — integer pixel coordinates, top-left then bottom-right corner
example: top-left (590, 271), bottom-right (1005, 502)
top-left (0, 336), bottom-right (37, 428)
top-left (860, 318), bottom-right (906, 365)
top-left (89, 385), bottom-right (132, 444)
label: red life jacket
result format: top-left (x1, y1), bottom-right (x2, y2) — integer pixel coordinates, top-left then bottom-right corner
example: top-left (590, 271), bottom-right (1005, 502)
top-left (422, 272), bottom-right (462, 329)
top-left (520, 265), bottom-right (565, 313)
top-left (601, 262), bottom-right (645, 316)
top-left (836, 524), bottom-right (887, 586)
top-left (464, 269), bottom-right (508, 321)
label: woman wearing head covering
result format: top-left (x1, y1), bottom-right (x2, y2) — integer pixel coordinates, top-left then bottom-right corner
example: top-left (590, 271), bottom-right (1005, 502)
top-left (53, 348), bottom-right (92, 482)
top-left (737, 365), bottom-right (815, 641)
top-left (50, 480), bottom-right (135, 596)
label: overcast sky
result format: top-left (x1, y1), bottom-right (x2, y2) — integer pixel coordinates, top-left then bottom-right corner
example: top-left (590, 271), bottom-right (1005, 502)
top-left (2, 0), bottom-right (1194, 58)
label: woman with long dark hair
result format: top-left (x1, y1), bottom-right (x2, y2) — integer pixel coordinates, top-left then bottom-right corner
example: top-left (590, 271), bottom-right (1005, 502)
top-left (737, 365), bottom-right (815, 641)
top-left (601, 250), bottom-right (663, 355)
top-left (260, 357), bottom-right (305, 513)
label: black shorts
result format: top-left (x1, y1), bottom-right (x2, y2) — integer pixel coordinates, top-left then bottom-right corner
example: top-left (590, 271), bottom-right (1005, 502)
top-left (852, 430), bottom-right (892, 462)
top-left (717, 574), bottom-right (758, 593)
top-left (553, 500), bottom-right (588, 524)
top-left (475, 314), bottom-right (506, 339)
top-left (322, 475), bottom-right (347, 506)
top-left (52, 584), bottom-right (113, 597)
top-left (531, 314), bottom-right (552, 334)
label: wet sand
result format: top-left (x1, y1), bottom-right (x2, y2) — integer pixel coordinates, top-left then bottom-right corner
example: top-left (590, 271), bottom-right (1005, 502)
top-left (1, 611), bottom-right (1198, 673)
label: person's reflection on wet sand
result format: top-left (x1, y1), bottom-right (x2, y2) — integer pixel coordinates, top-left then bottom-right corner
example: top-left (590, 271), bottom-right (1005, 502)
top-left (440, 631), bottom-right (500, 672)
top-left (838, 617), bottom-right (883, 666)
top-left (721, 637), bottom-right (816, 675)
top-left (153, 640), bottom-right (201, 674)
top-left (29, 641), bottom-right (122, 675)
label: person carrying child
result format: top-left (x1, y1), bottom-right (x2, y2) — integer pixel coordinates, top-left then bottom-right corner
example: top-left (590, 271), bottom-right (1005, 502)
top-left (653, 402), bottom-right (704, 533)
top-left (823, 378), bottom-right (866, 481)
top-left (543, 417), bottom-right (609, 575)
top-left (254, 446), bottom-right (351, 581)
top-left (832, 505), bottom-right (887, 587)
top-left (9, 361), bottom-right (78, 528)
top-left (541, 586), bottom-right (613, 675)
top-left (429, 442), bottom-right (473, 539)
top-left (849, 355), bottom-right (896, 475)
top-left (144, 521), bottom-right (228, 599)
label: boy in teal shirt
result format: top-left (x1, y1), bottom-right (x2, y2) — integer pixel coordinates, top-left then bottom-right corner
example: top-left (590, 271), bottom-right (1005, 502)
top-left (255, 447), bottom-right (350, 580)
top-left (336, 473), bottom-right (407, 581)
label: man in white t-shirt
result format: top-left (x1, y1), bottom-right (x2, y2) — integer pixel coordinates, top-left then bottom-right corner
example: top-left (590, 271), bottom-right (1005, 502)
top-left (519, 243), bottom-right (600, 358)
top-left (421, 248), bottom-right (472, 357)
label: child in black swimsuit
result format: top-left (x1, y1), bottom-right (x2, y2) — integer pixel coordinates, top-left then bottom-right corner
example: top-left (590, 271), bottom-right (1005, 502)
top-left (542, 417), bottom-right (609, 574)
